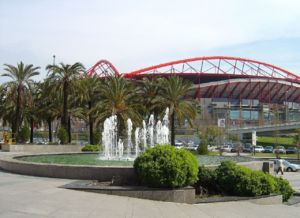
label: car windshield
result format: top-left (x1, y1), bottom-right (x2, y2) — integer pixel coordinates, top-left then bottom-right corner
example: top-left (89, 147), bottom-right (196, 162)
top-left (283, 160), bottom-right (291, 165)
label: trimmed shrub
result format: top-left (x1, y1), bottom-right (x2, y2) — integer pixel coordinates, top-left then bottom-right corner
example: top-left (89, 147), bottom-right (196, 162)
top-left (195, 166), bottom-right (218, 194)
top-left (214, 161), bottom-right (294, 201)
top-left (19, 126), bottom-right (30, 143)
top-left (57, 127), bottom-right (68, 144)
top-left (197, 134), bottom-right (208, 155)
top-left (134, 144), bottom-right (198, 188)
top-left (274, 177), bottom-right (294, 202)
top-left (81, 144), bottom-right (101, 152)
top-left (93, 131), bottom-right (101, 145)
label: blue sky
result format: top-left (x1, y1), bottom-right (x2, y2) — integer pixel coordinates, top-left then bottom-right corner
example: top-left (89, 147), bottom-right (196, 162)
top-left (1, 0), bottom-right (300, 82)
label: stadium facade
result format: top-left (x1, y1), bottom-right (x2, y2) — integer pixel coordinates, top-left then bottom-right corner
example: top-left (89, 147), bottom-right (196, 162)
top-left (88, 56), bottom-right (300, 129)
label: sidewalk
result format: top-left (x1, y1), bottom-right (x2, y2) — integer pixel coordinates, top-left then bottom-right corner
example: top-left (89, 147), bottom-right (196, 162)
top-left (0, 169), bottom-right (300, 218)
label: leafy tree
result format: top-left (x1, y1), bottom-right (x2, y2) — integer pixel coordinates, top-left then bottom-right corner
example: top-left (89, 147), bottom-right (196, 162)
top-left (155, 76), bottom-right (197, 145)
top-left (57, 127), bottom-right (68, 144)
top-left (1, 62), bottom-right (40, 141)
top-left (205, 125), bottom-right (220, 146)
top-left (75, 74), bottom-right (102, 144)
top-left (46, 62), bottom-right (85, 143)
top-left (197, 132), bottom-right (208, 155)
top-left (91, 76), bottom-right (143, 133)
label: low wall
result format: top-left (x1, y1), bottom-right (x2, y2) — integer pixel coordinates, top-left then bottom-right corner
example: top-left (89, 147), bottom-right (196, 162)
top-left (195, 194), bottom-right (282, 205)
top-left (0, 154), bottom-right (137, 184)
top-left (0, 154), bottom-right (272, 183)
top-left (1, 144), bottom-right (82, 153)
top-left (63, 181), bottom-right (195, 204)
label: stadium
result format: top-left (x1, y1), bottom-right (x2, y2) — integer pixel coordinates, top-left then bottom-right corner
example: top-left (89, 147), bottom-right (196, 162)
top-left (87, 56), bottom-right (300, 131)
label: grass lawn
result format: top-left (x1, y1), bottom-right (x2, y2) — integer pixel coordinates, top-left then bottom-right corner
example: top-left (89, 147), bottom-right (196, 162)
top-left (17, 154), bottom-right (134, 166)
top-left (257, 136), bottom-right (295, 146)
top-left (252, 152), bottom-right (299, 159)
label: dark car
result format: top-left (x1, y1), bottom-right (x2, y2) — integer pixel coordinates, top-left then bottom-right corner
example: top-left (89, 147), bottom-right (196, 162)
top-left (231, 143), bottom-right (243, 153)
top-left (264, 146), bottom-right (273, 153)
top-left (243, 143), bottom-right (253, 153)
top-left (286, 147), bottom-right (298, 154)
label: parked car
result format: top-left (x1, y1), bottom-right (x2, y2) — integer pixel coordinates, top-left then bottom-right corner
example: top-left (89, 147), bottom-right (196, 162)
top-left (253, 145), bottom-right (264, 153)
top-left (186, 142), bottom-right (198, 151)
top-left (208, 145), bottom-right (217, 151)
top-left (222, 144), bottom-right (233, 152)
top-left (231, 143), bottom-right (243, 153)
top-left (286, 147), bottom-right (298, 154)
top-left (243, 143), bottom-right (253, 153)
top-left (175, 140), bottom-right (184, 149)
top-left (273, 159), bottom-right (300, 172)
top-left (263, 146), bottom-right (273, 153)
top-left (273, 146), bottom-right (286, 154)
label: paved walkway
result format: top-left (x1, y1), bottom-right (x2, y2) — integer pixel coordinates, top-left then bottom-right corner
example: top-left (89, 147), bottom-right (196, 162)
top-left (0, 170), bottom-right (300, 218)
top-left (1, 151), bottom-right (300, 217)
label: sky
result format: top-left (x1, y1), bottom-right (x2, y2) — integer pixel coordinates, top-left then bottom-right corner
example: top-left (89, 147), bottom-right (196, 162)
top-left (1, 0), bottom-right (300, 83)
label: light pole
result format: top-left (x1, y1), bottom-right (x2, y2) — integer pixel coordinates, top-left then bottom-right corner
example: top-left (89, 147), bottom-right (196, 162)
top-left (53, 55), bottom-right (56, 66)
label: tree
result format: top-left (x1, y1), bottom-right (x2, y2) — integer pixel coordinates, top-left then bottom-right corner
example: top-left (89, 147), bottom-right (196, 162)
top-left (91, 76), bottom-right (143, 132)
top-left (1, 62), bottom-right (40, 141)
top-left (46, 62), bottom-right (85, 143)
top-left (155, 76), bottom-right (197, 145)
top-left (197, 132), bottom-right (208, 155)
top-left (76, 74), bottom-right (102, 144)
top-left (137, 77), bottom-right (162, 117)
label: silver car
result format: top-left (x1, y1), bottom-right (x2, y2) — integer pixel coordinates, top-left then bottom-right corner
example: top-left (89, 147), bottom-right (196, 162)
top-left (273, 159), bottom-right (300, 172)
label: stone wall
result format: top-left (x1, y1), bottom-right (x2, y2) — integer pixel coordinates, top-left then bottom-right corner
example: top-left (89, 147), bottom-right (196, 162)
top-left (0, 155), bottom-right (137, 184)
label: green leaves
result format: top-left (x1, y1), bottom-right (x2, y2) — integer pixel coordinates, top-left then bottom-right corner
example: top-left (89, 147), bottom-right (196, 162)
top-left (134, 145), bottom-right (198, 188)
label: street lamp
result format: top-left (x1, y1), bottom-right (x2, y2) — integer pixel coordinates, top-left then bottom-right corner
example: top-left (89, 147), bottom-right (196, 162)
top-left (53, 55), bottom-right (56, 65)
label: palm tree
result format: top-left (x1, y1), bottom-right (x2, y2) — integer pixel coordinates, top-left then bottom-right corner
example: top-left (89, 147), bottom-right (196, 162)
top-left (37, 79), bottom-right (62, 143)
top-left (46, 62), bottom-right (85, 142)
top-left (1, 62), bottom-right (40, 141)
top-left (91, 76), bottom-right (143, 132)
top-left (155, 76), bottom-right (197, 145)
top-left (23, 82), bottom-right (41, 143)
top-left (136, 77), bottom-right (163, 117)
top-left (76, 74), bottom-right (102, 144)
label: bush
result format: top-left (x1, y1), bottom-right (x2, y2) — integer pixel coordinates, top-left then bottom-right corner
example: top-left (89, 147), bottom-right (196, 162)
top-left (274, 177), bottom-right (294, 201)
top-left (197, 134), bottom-right (208, 155)
top-left (213, 161), bottom-right (294, 201)
top-left (19, 126), bottom-right (30, 143)
top-left (57, 127), bottom-right (68, 144)
top-left (195, 166), bottom-right (218, 194)
top-left (81, 144), bottom-right (101, 152)
top-left (134, 145), bottom-right (198, 188)
top-left (93, 131), bottom-right (101, 145)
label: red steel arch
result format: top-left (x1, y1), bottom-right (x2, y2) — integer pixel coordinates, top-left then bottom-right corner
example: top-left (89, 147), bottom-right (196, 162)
top-left (88, 56), bottom-right (300, 103)
top-left (124, 56), bottom-right (300, 82)
top-left (87, 59), bottom-right (120, 77)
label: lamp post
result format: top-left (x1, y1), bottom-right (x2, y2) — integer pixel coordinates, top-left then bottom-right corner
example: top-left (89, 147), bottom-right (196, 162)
top-left (53, 55), bottom-right (56, 66)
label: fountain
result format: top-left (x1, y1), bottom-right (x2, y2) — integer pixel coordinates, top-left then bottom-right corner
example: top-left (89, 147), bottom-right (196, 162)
top-left (100, 108), bottom-right (170, 160)
top-left (148, 114), bottom-right (154, 147)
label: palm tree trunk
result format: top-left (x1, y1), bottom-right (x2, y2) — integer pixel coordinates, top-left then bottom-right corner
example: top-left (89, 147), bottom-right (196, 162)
top-left (62, 82), bottom-right (69, 130)
top-left (171, 112), bottom-right (175, 145)
top-left (30, 118), bottom-right (34, 143)
top-left (68, 117), bottom-right (71, 143)
top-left (14, 85), bottom-right (23, 142)
top-left (88, 101), bottom-right (94, 145)
top-left (47, 117), bottom-right (52, 142)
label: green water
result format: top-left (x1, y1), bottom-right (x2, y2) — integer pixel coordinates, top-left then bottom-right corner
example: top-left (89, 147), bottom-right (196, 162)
top-left (16, 153), bottom-right (253, 166)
